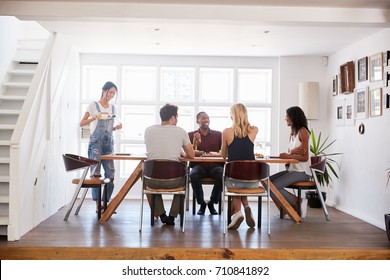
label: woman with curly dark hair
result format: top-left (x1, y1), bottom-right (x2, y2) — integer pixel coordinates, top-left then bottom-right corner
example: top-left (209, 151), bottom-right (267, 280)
top-left (269, 106), bottom-right (311, 216)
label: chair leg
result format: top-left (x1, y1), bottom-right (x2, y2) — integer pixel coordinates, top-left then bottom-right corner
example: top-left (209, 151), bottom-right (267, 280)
top-left (151, 194), bottom-right (155, 226)
top-left (96, 186), bottom-right (102, 220)
top-left (192, 193), bottom-right (196, 215)
top-left (74, 187), bottom-right (89, 215)
top-left (257, 197), bottom-right (262, 228)
top-left (316, 186), bottom-right (330, 221)
top-left (218, 197), bottom-right (222, 215)
top-left (297, 189), bottom-right (302, 216)
top-left (64, 167), bottom-right (89, 221)
top-left (139, 191), bottom-right (144, 232)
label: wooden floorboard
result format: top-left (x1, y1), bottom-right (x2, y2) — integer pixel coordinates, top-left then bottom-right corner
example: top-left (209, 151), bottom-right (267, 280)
top-left (1, 199), bottom-right (389, 260)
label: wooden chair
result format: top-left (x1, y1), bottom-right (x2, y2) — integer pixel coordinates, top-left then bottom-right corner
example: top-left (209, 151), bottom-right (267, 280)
top-left (222, 160), bottom-right (270, 234)
top-left (191, 177), bottom-right (222, 215)
top-left (62, 154), bottom-right (109, 221)
top-left (282, 156), bottom-right (329, 221)
top-left (139, 160), bottom-right (188, 232)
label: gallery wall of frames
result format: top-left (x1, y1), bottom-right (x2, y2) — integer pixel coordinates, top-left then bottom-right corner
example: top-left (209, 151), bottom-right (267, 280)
top-left (332, 50), bottom-right (390, 130)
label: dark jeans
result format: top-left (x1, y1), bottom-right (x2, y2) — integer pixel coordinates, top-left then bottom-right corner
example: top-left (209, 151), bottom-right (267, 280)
top-left (190, 165), bottom-right (223, 204)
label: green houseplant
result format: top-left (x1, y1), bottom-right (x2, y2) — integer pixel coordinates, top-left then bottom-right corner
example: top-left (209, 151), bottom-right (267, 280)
top-left (307, 129), bottom-right (342, 207)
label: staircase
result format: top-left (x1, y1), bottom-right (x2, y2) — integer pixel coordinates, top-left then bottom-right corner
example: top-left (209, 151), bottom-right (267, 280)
top-left (0, 39), bottom-right (45, 236)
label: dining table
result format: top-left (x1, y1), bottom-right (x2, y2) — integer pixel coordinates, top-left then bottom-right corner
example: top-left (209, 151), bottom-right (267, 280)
top-left (99, 153), bottom-right (302, 223)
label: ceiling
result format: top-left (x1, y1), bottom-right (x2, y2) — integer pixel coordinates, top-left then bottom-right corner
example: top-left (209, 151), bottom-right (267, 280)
top-left (1, 0), bottom-right (390, 57)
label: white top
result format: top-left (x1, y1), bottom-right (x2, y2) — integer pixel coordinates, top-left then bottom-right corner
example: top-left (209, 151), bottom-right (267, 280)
top-left (144, 125), bottom-right (191, 161)
top-left (87, 102), bottom-right (114, 135)
top-left (288, 129), bottom-right (311, 176)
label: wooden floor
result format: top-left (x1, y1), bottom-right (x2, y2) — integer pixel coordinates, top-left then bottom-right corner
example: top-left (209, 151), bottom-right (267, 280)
top-left (1, 199), bottom-right (389, 260)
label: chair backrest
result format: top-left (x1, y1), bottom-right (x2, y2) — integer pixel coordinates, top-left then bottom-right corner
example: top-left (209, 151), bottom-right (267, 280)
top-left (62, 154), bottom-right (99, 172)
top-left (310, 156), bottom-right (326, 174)
top-left (224, 160), bottom-right (270, 181)
top-left (143, 160), bottom-right (187, 180)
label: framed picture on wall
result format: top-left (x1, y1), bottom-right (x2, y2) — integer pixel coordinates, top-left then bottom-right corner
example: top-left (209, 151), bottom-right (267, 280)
top-left (336, 98), bottom-right (345, 126)
top-left (369, 53), bottom-right (383, 82)
top-left (332, 75), bottom-right (338, 96)
top-left (358, 57), bottom-right (368, 82)
top-left (345, 94), bottom-right (355, 126)
top-left (370, 87), bottom-right (382, 117)
top-left (355, 87), bottom-right (369, 119)
top-left (340, 61), bottom-right (355, 94)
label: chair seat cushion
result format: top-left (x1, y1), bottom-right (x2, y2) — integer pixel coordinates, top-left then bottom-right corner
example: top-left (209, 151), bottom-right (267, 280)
top-left (226, 187), bottom-right (266, 194)
top-left (289, 181), bottom-right (316, 188)
top-left (72, 177), bottom-right (110, 185)
top-left (145, 186), bottom-right (186, 193)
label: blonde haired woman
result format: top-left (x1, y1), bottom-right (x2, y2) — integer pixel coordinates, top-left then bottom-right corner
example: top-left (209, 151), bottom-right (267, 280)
top-left (221, 103), bottom-right (258, 230)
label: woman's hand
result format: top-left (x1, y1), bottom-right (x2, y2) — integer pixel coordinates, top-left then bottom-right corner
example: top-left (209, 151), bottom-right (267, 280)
top-left (279, 152), bottom-right (290, 159)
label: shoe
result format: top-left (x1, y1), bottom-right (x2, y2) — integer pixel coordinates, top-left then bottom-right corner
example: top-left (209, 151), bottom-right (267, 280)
top-left (244, 206), bottom-right (255, 228)
top-left (207, 201), bottom-right (218, 215)
top-left (166, 216), bottom-right (175, 226)
top-left (228, 211), bottom-right (244, 230)
top-left (160, 213), bottom-right (168, 224)
top-left (197, 203), bottom-right (206, 215)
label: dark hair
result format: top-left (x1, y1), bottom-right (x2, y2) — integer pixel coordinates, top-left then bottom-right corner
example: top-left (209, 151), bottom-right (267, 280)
top-left (286, 106), bottom-right (309, 135)
top-left (160, 103), bottom-right (178, 122)
top-left (196, 111), bottom-right (206, 120)
top-left (101, 81), bottom-right (117, 96)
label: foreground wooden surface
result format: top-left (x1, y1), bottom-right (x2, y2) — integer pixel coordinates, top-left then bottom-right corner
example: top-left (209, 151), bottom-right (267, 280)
top-left (2, 247), bottom-right (390, 260)
top-left (1, 199), bottom-right (389, 260)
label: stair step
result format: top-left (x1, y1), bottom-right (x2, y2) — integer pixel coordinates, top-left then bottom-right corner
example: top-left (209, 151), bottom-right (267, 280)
top-left (0, 157), bottom-right (10, 164)
top-left (0, 217), bottom-right (9, 225)
top-left (0, 176), bottom-right (10, 183)
top-left (0, 109), bottom-right (21, 115)
top-left (13, 58), bottom-right (39, 64)
top-left (0, 195), bottom-right (9, 203)
top-left (2, 82), bottom-right (30, 88)
top-left (0, 141), bottom-right (10, 146)
top-left (0, 125), bottom-right (16, 130)
top-left (0, 95), bottom-right (26, 101)
top-left (8, 69), bottom-right (35, 75)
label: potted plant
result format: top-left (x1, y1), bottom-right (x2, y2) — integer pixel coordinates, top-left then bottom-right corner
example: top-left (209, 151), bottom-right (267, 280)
top-left (306, 129), bottom-right (342, 208)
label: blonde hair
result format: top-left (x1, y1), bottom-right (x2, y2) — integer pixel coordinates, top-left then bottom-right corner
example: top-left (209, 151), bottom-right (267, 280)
top-left (230, 103), bottom-right (252, 138)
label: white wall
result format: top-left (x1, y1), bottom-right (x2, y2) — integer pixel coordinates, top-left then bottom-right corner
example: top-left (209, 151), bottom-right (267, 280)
top-left (0, 17), bottom-right (20, 89)
top-left (327, 28), bottom-right (390, 230)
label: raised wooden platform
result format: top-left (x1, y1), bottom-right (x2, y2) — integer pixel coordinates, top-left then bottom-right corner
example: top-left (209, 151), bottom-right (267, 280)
top-left (1, 199), bottom-right (389, 260)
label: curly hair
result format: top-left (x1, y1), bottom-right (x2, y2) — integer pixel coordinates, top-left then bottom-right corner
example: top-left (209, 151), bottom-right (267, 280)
top-left (286, 106), bottom-right (309, 135)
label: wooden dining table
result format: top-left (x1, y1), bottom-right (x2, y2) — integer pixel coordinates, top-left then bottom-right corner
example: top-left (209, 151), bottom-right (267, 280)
top-left (99, 153), bottom-right (301, 223)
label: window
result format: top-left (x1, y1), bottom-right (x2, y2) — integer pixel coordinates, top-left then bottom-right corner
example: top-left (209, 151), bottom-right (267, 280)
top-left (80, 60), bottom-right (274, 179)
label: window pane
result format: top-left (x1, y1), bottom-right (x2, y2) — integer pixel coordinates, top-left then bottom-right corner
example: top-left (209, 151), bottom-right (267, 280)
top-left (122, 66), bottom-right (157, 101)
top-left (161, 67), bottom-right (194, 102)
top-left (247, 107), bottom-right (271, 143)
top-left (82, 66), bottom-right (117, 100)
top-left (121, 106), bottom-right (156, 140)
top-left (197, 106), bottom-right (231, 132)
top-left (119, 144), bottom-right (146, 178)
top-left (238, 69), bottom-right (272, 103)
top-left (199, 68), bottom-right (233, 103)
top-left (177, 106), bottom-right (194, 133)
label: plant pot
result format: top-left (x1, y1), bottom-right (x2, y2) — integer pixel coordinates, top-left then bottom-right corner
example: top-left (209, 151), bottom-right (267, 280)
top-left (305, 191), bottom-right (326, 208)
top-left (385, 214), bottom-right (390, 242)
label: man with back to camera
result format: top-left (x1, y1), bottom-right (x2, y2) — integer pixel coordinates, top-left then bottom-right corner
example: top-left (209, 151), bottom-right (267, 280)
top-left (144, 103), bottom-right (195, 225)
top-left (188, 112), bottom-right (223, 215)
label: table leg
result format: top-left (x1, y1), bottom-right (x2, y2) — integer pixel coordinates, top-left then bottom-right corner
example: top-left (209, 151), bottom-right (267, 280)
top-left (267, 181), bottom-right (301, 223)
top-left (99, 161), bottom-right (143, 222)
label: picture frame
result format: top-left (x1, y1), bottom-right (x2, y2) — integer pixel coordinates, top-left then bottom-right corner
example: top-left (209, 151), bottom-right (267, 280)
top-left (369, 87), bottom-right (382, 117)
top-left (384, 50), bottom-right (390, 66)
top-left (369, 53), bottom-right (383, 82)
top-left (345, 94), bottom-right (355, 126)
top-left (355, 87), bottom-right (369, 119)
top-left (332, 75), bottom-right (338, 96)
top-left (384, 93), bottom-right (390, 109)
top-left (340, 61), bottom-right (355, 94)
top-left (357, 57), bottom-right (368, 82)
top-left (336, 98), bottom-right (345, 126)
